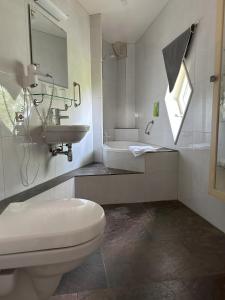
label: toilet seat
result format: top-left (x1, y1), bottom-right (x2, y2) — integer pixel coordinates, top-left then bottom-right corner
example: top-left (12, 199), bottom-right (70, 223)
top-left (0, 233), bottom-right (103, 270)
top-left (0, 198), bottom-right (105, 255)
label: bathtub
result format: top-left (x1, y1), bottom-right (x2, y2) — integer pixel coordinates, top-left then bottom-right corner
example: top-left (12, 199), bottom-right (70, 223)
top-left (103, 141), bottom-right (150, 172)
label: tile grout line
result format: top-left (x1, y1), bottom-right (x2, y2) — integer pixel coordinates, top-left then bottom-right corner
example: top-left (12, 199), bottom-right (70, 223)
top-left (100, 247), bottom-right (111, 289)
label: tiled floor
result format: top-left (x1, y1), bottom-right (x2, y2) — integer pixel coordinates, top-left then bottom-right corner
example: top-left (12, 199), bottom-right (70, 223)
top-left (53, 201), bottom-right (225, 300)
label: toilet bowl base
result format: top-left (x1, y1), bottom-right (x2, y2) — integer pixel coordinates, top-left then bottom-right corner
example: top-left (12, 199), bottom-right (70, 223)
top-left (0, 260), bottom-right (85, 300)
top-left (0, 235), bottom-right (103, 300)
top-left (0, 269), bottom-right (57, 300)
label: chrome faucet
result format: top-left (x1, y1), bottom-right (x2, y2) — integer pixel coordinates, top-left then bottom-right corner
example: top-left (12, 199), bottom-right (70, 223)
top-left (49, 108), bottom-right (69, 125)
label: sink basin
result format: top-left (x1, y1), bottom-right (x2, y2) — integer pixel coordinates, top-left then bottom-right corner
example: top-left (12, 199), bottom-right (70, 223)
top-left (42, 125), bottom-right (90, 144)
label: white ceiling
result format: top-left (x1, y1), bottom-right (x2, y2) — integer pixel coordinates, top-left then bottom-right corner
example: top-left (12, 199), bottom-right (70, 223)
top-left (78, 0), bottom-right (169, 43)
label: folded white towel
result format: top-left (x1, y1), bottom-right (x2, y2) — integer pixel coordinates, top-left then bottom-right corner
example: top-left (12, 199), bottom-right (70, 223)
top-left (128, 145), bottom-right (162, 157)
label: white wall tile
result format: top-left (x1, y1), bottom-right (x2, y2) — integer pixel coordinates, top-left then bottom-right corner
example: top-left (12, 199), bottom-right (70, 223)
top-left (103, 41), bottom-right (137, 140)
top-left (53, 178), bottom-right (75, 200)
top-left (75, 171), bottom-right (177, 205)
top-left (145, 152), bottom-right (178, 174)
top-left (1, 136), bottom-right (55, 198)
top-left (2, 136), bottom-right (27, 197)
top-left (114, 129), bottom-right (139, 142)
top-left (27, 189), bottom-right (54, 204)
top-left (26, 178), bottom-right (75, 204)
top-left (91, 15), bottom-right (103, 162)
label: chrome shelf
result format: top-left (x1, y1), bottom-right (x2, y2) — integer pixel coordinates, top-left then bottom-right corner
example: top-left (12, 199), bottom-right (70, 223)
top-left (32, 82), bottom-right (81, 108)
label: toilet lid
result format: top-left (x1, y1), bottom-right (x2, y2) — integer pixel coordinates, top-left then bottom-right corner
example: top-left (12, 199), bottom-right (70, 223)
top-left (0, 198), bottom-right (106, 255)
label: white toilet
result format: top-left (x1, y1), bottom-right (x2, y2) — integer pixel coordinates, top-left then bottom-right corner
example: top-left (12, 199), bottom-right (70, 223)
top-left (0, 198), bottom-right (106, 300)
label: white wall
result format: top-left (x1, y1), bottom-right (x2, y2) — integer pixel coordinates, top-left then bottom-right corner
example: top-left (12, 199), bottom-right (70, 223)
top-left (135, 0), bottom-right (225, 232)
top-left (103, 42), bottom-right (136, 140)
top-left (27, 178), bottom-right (75, 204)
top-left (126, 44), bottom-right (136, 128)
top-left (117, 44), bottom-right (136, 129)
top-left (90, 14), bottom-right (103, 162)
top-left (0, 0), bottom-right (93, 201)
top-left (102, 40), bottom-right (118, 140)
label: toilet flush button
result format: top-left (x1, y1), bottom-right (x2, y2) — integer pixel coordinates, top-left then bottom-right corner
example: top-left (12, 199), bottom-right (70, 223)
top-left (0, 269), bottom-right (16, 296)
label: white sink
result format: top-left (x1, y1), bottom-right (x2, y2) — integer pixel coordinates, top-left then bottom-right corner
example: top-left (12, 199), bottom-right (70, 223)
top-left (42, 125), bottom-right (90, 144)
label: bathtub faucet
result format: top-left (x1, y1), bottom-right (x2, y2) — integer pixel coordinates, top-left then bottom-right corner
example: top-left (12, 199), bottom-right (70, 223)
top-left (145, 120), bottom-right (154, 135)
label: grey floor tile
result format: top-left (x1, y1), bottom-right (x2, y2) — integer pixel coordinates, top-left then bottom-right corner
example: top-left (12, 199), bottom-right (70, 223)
top-left (56, 201), bottom-right (225, 298)
top-left (103, 203), bottom-right (151, 245)
top-left (77, 289), bottom-right (115, 300)
top-left (143, 202), bottom-right (225, 242)
top-left (102, 239), bottom-right (195, 288)
top-left (76, 277), bottom-right (225, 300)
top-left (182, 236), bottom-right (225, 275)
top-left (113, 283), bottom-right (175, 300)
top-left (76, 283), bottom-right (186, 300)
top-left (165, 276), bottom-right (225, 300)
top-left (56, 251), bottom-right (107, 295)
top-left (51, 294), bottom-right (77, 300)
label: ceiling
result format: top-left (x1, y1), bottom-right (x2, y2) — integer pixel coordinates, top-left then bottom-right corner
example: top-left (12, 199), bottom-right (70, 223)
top-left (78, 0), bottom-right (169, 43)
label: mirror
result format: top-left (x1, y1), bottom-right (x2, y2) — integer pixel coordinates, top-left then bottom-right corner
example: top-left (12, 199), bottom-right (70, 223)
top-left (165, 61), bottom-right (193, 144)
top-left (29, 6), bottom-right (68, 88)
top-left (209, 0), bottom-right (225, 200)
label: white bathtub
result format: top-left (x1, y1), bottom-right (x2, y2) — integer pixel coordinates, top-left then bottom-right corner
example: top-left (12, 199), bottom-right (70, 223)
top-left (103, 141), bottom-right (150, 172)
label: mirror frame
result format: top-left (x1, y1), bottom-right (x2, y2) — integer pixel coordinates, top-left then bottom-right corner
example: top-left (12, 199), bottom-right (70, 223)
top-left (209, 0), bottom-right (225, 200)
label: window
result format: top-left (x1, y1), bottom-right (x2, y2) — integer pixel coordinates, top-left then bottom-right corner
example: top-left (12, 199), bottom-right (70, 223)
top-left (165, 61), bottom-right (193, 144)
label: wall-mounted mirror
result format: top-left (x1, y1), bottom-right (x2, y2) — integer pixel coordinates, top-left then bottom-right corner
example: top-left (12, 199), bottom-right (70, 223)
top-left (29, 5), bottom-right (68, 88)
top-left (209, 0), bottom-right (225, 200)
top-left (165, 61), bottom-right (193, 144)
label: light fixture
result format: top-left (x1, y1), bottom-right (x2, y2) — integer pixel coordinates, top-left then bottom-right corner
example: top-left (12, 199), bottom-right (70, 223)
top-left (34, 0), bottom-right (68, 21)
